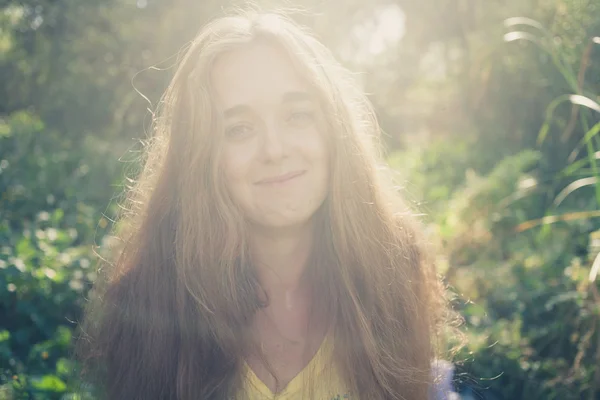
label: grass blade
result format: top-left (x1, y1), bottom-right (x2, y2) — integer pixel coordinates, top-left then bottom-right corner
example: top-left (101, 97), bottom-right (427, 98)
top-left (561, 152), bottom-right (600, 177)
top-left (553, 177), bottom-right (597, 207)
top-left (503, 17), bottom-right (549, 35)
top-left (503, 31), bottom-right (539, 44)
top-left (569, 95), bottom-right (600, 113)
top-left (590, 251), bottom-right (600, 282)
top-left (537, 94), bottom-right (572, 145)
top-left (567, 122), bottom-right (600, 163)
top-left (515, 210), bottom-right (600, 232)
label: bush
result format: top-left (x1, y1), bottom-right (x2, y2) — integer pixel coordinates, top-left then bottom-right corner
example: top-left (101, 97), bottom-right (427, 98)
top-left (0, 111), bottom-right (117, 399)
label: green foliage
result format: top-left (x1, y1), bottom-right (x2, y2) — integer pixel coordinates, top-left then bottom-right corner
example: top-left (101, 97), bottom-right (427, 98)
top-left (0, 110), bottom-right (116, 397)
top-left (2, 0), bottom-right (600, 399)
top-left (392, 7), bottom-right (600, 397)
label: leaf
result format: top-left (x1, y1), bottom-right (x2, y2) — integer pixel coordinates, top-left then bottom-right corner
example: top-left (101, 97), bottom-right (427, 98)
top-left (590, 251), bottom-right (600, 282)
top-left (537, 94), bottom-right (572, 145)
top-left (0, 119), bottom-right (10, 138)
top-left (567, 122), bottom-right (600, 163)
top-left (545, 291), bottom-right (582, 311)
top-left (569, 95), bottom-right (600, 113)
top-left (515, 210), bottom-right (600, 232)
top-left (560, 154), bottom-right (597, 177)
top-left (51, 208), bottom-right (64, 224)
top-left (30, 375), bottom-right (67, 392)
top-left (15, 236), bottom-right (35, 262)
top-left (581, 122), bottom-right (600, 146)
top-left (503, 31), bottom-right (540, 44)
top-left (553, 177), bottom-right (597, 207)
top-left (53, 326), bottom-right (72, 347)
top-left (503, 17), bottom-right (547, 33)
top-left (55, 358), bottom-right (73, 376)
top-left (9, 111), bottom-right (44, 136)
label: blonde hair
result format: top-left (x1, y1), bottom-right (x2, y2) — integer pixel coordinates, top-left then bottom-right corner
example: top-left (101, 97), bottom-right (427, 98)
top-left (77, 10), bottom-right (452, 400)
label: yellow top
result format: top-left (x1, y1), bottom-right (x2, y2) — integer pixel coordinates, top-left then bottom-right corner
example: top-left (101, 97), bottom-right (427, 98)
top-left (238, 335), bottom-right (352, 400)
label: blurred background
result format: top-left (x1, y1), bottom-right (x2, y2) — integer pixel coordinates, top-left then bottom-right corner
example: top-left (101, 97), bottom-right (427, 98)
top-left (1, 0), bottom-right (600, 398)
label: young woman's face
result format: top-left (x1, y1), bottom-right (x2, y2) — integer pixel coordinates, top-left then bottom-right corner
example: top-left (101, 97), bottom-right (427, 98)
top-left (212, 41), bottom-right (329, 230)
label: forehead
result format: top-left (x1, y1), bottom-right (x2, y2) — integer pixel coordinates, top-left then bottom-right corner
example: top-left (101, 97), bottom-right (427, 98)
top-left (210, 41), bottom-right (310, 109)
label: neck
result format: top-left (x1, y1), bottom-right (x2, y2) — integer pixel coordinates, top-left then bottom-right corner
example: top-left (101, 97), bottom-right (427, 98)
top-left (249, 220), bottom-right (314, 297)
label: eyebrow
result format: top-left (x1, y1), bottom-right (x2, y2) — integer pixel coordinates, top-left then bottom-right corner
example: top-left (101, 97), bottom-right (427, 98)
top-left (282, 90), bottom-right (313, 103)
top-left (223, 90), bottom-right (314, 119)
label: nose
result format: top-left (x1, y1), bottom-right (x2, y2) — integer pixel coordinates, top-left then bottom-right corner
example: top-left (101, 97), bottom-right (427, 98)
top-left (260, 121), bottom-right (287, 163)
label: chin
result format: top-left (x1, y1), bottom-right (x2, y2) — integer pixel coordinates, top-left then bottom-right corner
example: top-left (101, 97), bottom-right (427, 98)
top-left (263, 216), bottom-right (313, 230)
top-left (252, 210), bottom-right (317, 231)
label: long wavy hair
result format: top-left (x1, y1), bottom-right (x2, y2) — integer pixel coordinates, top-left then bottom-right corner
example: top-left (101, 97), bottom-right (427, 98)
top-left (77, 10), bottom-right (452, 400)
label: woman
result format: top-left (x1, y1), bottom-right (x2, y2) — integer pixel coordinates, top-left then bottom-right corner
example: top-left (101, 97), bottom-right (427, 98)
top-left (77, 10), bottom-right (454, 400)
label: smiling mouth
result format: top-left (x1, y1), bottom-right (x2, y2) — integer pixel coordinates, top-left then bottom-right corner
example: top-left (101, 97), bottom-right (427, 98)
top-left (256, 170), bottom-right (306, 185)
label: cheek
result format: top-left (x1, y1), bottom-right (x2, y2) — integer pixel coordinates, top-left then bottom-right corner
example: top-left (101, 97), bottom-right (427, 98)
top-left (305, 129), bottom-right (329, 168)
top-left (220, 145), bottom-right (254, 195)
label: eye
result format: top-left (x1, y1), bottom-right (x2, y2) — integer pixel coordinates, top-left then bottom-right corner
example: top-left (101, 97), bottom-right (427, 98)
top-left (225, 123), bottom-right (253, 140)
top-left (287, 110), bottom-right (315, 126)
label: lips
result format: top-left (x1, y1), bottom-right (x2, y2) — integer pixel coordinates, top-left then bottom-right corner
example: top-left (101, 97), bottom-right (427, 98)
top-left (255, 170), bottom-right (306, 185)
